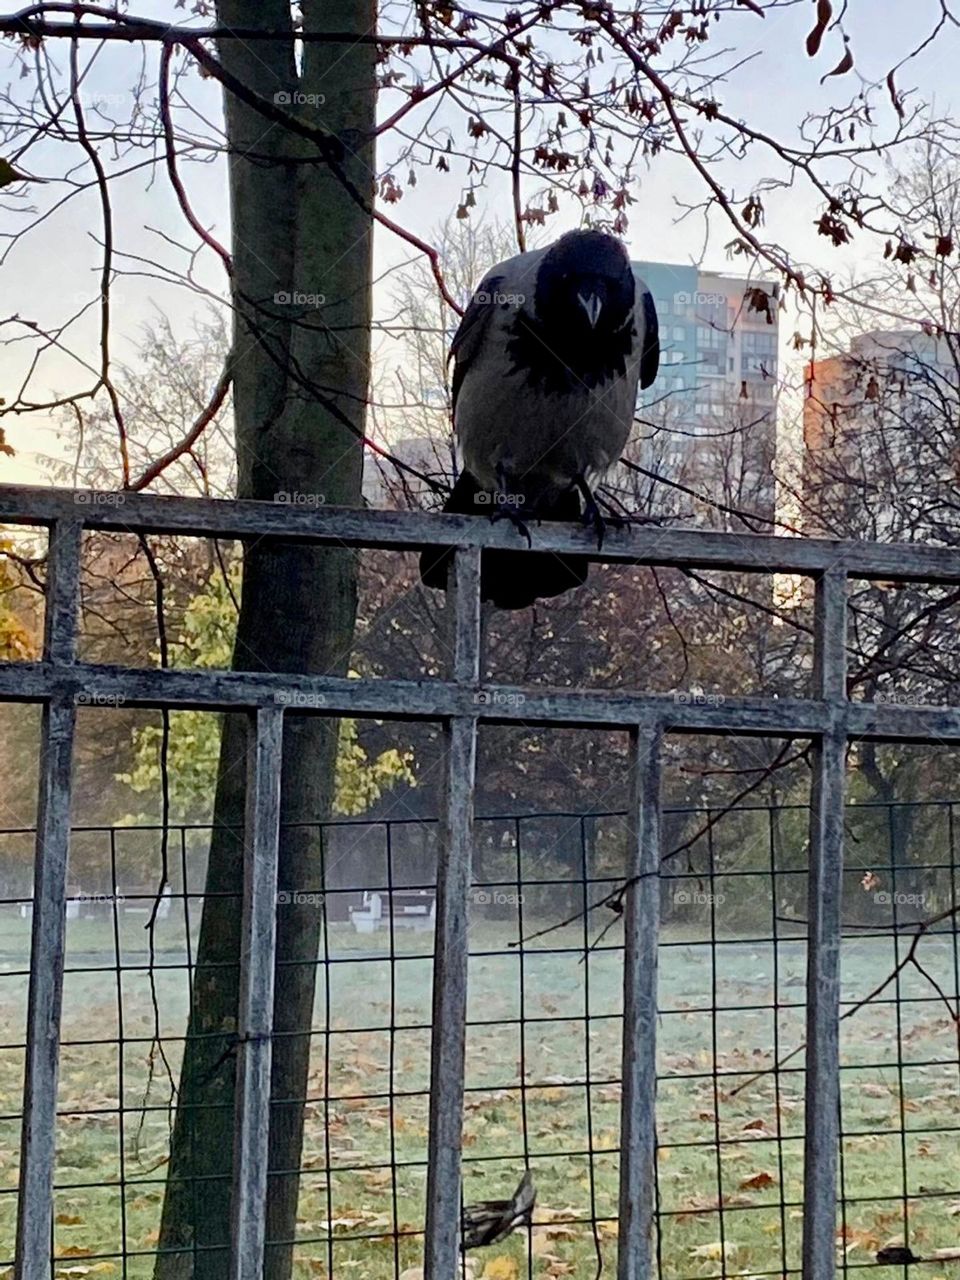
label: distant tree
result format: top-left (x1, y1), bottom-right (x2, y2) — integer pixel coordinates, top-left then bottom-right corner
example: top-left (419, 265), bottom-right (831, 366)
top-left (120, 564), bottom-right (415, 823)
top-left (3, 5), bottom-right (959, 1277)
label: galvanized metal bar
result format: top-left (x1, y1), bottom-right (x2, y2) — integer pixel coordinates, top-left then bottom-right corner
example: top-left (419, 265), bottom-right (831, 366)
top-left (618, 721), bottom-right (663, 1280)
top-left (230, 706), bottom-right (284, 1280)
top-left (42, 520), bottom-right (83, 663)
top-left (802, 567), bottom-right (848, 1280)
top-left (424, 548), bottom-right (480, 1279)
top-left (813, 566), bottom-right (848, 702)
top-left (3, 482), bottom-right (960, 582)
top-left (448, 546), bottom-right (482, 684)
top-left (5, 662), bottom-right (960, 742)
top-left (15, 700), bottom-right (76, 1280)
top-left (15, 518), bottom-right (82, 1280)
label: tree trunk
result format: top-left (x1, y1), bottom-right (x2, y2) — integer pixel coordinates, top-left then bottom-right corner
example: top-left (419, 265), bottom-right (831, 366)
top-left (155, 4), bottom-right (376, 1277)
top-left (857, 743), bottom-right (917, 872)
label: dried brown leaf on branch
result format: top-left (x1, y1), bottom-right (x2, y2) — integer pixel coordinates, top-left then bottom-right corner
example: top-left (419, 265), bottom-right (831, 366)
top-left (806, 0), bottom-right (833, 56)
top-left (820, 37), bottom-right (854, 85)
top-left (887, 69), bottom-right (905, 119)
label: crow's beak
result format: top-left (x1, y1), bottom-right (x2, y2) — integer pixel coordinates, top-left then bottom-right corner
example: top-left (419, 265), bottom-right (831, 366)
top-left (577, 291), bottom-right (603, 328)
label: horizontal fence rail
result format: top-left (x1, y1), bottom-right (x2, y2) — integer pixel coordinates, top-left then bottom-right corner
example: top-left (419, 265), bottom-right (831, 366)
top-left (2, 483), bottom-right (960, 1280)
top-left (2, 481), bottom-right (960, 580)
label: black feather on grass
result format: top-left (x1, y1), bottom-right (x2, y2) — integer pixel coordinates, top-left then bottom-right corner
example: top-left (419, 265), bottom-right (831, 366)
top-left (461, 1170), bottom-right (536, 1250)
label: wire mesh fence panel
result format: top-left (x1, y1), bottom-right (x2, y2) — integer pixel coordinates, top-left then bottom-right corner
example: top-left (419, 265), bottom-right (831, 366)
top-left (2, 798), bottom-right (959, 1277)
top-left (1, 488), bottom-right (960, 1279)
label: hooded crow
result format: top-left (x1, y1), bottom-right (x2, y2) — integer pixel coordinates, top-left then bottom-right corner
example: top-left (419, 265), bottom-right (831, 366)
top-left (419, 228), bottom-right (659, 609)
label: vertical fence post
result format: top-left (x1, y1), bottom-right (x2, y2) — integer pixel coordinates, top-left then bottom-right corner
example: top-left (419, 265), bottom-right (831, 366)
top-left (230, 706), bottom-right (284, 1280)
top-left (424, 547), bottom-right (481, 1280)
top-left (16, 519), bottom-right (82, 1280)
top-left (618, 721), bottom-right (663, 1280)
top-left (803, 565), bottom-right (848, 1280)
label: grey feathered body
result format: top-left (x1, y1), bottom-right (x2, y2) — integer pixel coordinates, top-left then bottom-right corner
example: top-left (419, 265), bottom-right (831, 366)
top-left (419, 229), bottom-right (659, 608)
top-left (452, 247), bottom-right (652, 503)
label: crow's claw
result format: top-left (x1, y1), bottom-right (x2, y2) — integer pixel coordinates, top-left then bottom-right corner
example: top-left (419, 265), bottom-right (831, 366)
top-left (489, 502), bottom-right (532, 547)
top-left (575, 477), bottom-right (608, 549)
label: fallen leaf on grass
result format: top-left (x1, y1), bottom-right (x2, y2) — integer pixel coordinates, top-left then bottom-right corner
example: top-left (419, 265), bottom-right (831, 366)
top-left (55, 1214), bottom-right (84, 1226)
top-left (531, 1223), bottom-right (578, 1245)
top-left (740, 1171), bottom-right (776, 1191)
top-left (482, 1259), bottom-right (518, 1280)
top-left (689, 1241), bottom-right (740, 1262)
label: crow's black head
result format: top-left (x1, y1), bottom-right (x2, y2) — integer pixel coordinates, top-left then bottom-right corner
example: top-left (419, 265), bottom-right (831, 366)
top-left (534, 229), bottom-right (635, 340)
top-left (506, 229), bottom-right (637, 391)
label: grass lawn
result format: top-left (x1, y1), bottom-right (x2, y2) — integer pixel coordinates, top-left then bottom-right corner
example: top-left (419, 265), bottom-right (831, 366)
top-left (0, 908), bottom-right (958, 1278)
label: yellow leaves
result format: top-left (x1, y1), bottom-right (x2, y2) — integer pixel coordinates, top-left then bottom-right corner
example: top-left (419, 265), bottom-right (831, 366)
top-left (689, 1241), bottom-right (741, 1262)
top-left (360, 1167), bottom-right (392, 1192)
top-left (481, 1258), bottom-right (518, 1280)
top-left (532, 1223), bottom-right (578, 1248)
top-left (122, 565), bottom-right (415, 821)
top-left (55, 1214), bottom-right (84, 1226)
top-left (401, 1267), bottom-right (476, 1280)
top-left (55, 1247), bottom-right (92, 1259)
top-left (55, 1267), bottom-right (116, 1279)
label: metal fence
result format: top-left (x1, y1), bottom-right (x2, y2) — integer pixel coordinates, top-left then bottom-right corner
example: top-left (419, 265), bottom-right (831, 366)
top-left (1, 483), bottom-right (960, 1280)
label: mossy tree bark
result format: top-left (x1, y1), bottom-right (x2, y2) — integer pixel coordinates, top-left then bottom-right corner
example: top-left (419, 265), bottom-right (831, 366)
top-left (155, 4), bottom-right (376, 1277)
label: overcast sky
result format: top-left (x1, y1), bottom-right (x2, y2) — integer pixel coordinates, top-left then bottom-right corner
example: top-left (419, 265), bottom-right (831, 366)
top-left (1, 0), bottom-right (956, 485)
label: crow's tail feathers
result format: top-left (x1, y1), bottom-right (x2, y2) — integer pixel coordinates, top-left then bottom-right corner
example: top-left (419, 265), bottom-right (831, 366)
top-left (418, 471), bottom-right (589, 610)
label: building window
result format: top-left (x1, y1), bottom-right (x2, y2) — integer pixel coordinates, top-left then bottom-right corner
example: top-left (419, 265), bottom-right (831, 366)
top-left (672, 325), bottom-right (686, 342)
top-left (696, 324), bottom-right (728, 374)
top-left (691, 297), bottom-right (727, 327)
top-left (742, 329), bottom-right (778, 380)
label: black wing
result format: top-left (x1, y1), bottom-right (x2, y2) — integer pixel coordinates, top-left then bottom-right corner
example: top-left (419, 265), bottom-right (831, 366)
top-left (638, 286), bottom-right (660, 390)
top-left (449, 274), bottom-right (504, 417)
top-left (461, 1172), bottom-right (536, 1250)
